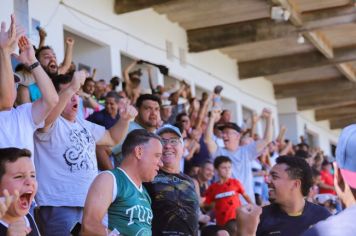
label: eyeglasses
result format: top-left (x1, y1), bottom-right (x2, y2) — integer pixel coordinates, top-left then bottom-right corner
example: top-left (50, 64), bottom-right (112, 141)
top-left (161, 138), bottom-right (181, 146)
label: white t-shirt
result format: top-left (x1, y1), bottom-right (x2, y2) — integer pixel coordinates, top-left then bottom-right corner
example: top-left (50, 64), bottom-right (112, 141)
top-left (213, 142), bottom-right (261, 204)
top-left (34, 116), bottom-right (105, 207)
top-left (0, 103), bottom-right (43, 157)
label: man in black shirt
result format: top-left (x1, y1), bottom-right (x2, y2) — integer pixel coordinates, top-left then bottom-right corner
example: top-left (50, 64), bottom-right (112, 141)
top-left (145, 124), bottom-right (200, 236)
top-left (256, 156), bottom-right (330, 236)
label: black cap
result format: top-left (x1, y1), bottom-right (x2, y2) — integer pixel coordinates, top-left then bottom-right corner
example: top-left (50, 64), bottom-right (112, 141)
top-left (218, 122), bottom-right (242, 133)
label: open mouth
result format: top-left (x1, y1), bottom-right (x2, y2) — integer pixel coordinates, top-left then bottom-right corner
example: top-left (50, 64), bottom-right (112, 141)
top-left (18, 192), bottom-right (32, 210)
top-left (48, 61), bottom-right (58, 71)
top-left (72, 104), bottom-right (78, 110)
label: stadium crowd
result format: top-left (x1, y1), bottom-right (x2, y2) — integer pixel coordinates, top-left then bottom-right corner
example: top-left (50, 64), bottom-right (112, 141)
top-left (0, 14), bottom-right (355, 236)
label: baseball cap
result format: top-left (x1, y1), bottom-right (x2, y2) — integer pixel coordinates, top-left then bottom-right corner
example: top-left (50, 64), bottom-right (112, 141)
top-left (156, 124), bottom-right (183, 139)
top-left (161, 99), bottom-right (172, 108)
top-left (335, 124), bottom-right (356, 189)
top-left (218, 122), bottom-right (242, 133)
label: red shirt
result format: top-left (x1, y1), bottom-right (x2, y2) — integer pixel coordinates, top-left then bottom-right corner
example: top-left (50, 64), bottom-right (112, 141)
top-left (204, 178), bottom-right (245, 226)
top-left (320, 170), bottom-right (336, 195)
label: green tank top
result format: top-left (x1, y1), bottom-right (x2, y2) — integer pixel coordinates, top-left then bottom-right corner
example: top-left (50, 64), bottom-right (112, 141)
top-left (108, 168), bottom-right (152, 236)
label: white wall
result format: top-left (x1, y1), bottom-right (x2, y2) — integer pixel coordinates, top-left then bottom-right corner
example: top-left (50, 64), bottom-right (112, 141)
top-left (64, 30), bottom-right (112, 80)
top-left (277, 98), bottom-right (339, 155)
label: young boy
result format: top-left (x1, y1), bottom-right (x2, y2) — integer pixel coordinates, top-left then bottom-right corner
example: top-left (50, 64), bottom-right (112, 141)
top-left (0, 148), bottom-right (40, 235)
top-left (203, 155), bottom-right (251, 235)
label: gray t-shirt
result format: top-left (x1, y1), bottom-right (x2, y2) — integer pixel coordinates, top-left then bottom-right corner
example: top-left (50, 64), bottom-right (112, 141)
top-left (213, 142), bottom-right (261, 203)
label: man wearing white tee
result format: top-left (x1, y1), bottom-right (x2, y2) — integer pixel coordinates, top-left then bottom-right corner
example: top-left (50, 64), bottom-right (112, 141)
top-left (34, 72), bottom-right (137, 235)
top-left (0, 15), bottom-right (58, 155)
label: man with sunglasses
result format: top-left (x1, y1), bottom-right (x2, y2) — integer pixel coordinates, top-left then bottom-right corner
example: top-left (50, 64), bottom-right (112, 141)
top-left (144, 124), bottom-right (200, 236)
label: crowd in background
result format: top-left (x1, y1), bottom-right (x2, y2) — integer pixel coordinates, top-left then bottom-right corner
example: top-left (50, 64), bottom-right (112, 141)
top-left (0, 14), bottom-right (352, 236)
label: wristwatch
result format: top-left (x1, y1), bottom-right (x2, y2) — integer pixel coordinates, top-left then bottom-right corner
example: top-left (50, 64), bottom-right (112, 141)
top-left (28, 61), bottom-right (40, 71)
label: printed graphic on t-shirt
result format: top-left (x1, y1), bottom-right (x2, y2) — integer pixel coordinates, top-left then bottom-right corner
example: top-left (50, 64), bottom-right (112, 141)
top-left (63, 128), bottom-right (96, 172)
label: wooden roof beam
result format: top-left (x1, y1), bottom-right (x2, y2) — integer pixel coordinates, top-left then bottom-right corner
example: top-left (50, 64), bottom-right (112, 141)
top-left (239, 45), bottom-right (356, 79)
top-left (272, 0), bottom-right (303, 26)
top-left (114, 0), bottom-right (172, 14)
top-left (315, 103), bottom-right (356, 121)
top-left (187, 6), bottom-right (356, 52)
top-left (337, 63), bottom-right (356, 82)
top-left (274, 78), bottom-right (353, 99)
top-left (303, 31), bottom-right (334, 59)
top-left (330, 116), bottom-right (356, 130)
top-left (297, 88), bottom-right (356, 110)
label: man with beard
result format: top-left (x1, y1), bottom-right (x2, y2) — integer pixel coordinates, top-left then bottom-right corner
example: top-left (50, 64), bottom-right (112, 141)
top-left (256, 156), bottom-right (330, 236)
top-left (34, 71), bottom-right (137, 235)
top-left (112, 94), bottom-right (161, 165)
top-left (16, 38), bottom-right (75, 103)
top-left (35, 37), bottom-right (75, 77)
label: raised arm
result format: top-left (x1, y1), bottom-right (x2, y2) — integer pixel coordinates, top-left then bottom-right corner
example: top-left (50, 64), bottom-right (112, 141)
top-left (250, 113), bottom-right (260, 138)
top-left (58, 37), bottom-right (74, 75)
top-left (256, 108), bottom-right (273, 154)
top-left (39, 71), bottom-right (86, 132)
top-left (194, 94), bottom-right (212, 129)
top-left (123, 60), bottom-right (137, 86)
top-left (81, 173), bottom-right (114, 236)
top-left (147, 66), bottom-right (155, 92)
top-left (204, 109), bottom-right (221, 155)
top-left (37, 27), bottom-right (47, 49)
top-left (15, 36), bottom-right (59, 125)
top-left (96, 103), bottom-right (137, 146)
top-left (0, 14), bottom-right (24, 109)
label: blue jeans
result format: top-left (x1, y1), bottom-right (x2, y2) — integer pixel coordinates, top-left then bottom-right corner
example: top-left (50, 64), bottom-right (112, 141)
top-left (38, 206), bottom-right (83, 236)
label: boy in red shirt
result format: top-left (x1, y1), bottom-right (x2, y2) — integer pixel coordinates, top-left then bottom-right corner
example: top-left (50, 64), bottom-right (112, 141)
top-left (203, 156), bottom-right (251, 235)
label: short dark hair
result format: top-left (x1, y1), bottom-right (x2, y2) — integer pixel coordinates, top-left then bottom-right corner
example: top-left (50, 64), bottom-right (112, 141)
top-left (0, 148), bottom-right (32, 181)
top-left (84, 77), bottom-right (95, 86)
top-left (106, 91), bottom-right (122, 103)
top-left (294, 150), bottom-right (310, 159)
top-left (214, 156), bottom-right (232, 169)
top-left (276, 156), bottom-right (313, 196)
top-left (221, 109), bottom-right (230, 115)
top-left (200, 160), bottom-right (213, 168)
top-left (52, 74), bottom-right (72, 92)
top-left (35, 46), bottom-right (53, 60)
top-left (176, 112), bottom-right (188, 123)
top-left (122, 129), bottom-right (161, 158)
top-left (136, 94), bottom-right (161, 108)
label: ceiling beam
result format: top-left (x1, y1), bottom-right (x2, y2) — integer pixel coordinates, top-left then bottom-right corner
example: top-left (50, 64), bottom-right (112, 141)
top-left (302, 30), bottom-right (356, 81)
top-left (114, 0), bottom-right (172, 14)
top-left (274, 78), bottom-right (353, 99)
top-left (272, 0), bottom-right (303, 26)
top-left (187, 6), bottom-right (356, 52)
top-left (330, 116), bottom-right (356, 130)
top-left (336, 63), bottom-right (356, 81)
top-left (297, 88), bottom-right (356, 110)
top-left (239, 45), bottom-right (356, 79)
top-left (303, 31), bottom-right (334, 58)
top-left (315, 103), bottom-right (356, 121)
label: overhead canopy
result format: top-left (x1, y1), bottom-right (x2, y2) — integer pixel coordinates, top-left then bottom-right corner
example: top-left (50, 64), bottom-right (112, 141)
top-left (115, 0), bottom-right (356, 129)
